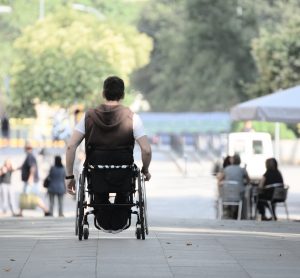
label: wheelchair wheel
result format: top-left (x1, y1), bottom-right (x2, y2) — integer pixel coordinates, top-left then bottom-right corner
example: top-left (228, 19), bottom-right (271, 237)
top-left (138, 171), bottom-right (147, 240)
top-left (142, 175), bottom-right (149, 235)
top-left (136, 227), bottom-right (141, 240)
top-left (83, 227), bottom-right (89, 240)
top-left (77, 173), bottom-right (85, 241)
top-left (75, 199), bottom-right (79, 236)
top-left (75, 175), bottom-right (81, 236)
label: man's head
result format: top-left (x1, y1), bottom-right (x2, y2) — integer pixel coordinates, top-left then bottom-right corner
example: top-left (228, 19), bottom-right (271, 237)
top-left (24, 141), bottom-right (33, 152)
top-left (232, 154), bottom-right (241, 165)
top-left (103, 76), bottom-right (124, 101)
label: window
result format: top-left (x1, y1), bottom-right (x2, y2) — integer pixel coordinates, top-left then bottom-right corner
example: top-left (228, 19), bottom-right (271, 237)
top-left (253, 140), bottom-right (263, 154)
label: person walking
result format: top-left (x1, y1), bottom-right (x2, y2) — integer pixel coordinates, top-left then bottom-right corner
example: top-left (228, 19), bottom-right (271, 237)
top-left (1, 113), bottom-right (10, 146)
top-left (0, 159), bottom-right (17, 216)
top-left (46, 155), bottom-right (66, 217)
top-left (16, 141), bottom-right (50, 217)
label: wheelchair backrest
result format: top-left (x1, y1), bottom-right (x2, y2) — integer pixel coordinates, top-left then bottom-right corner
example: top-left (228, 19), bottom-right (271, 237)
top-left (85, 147), bottom-right (136, 194)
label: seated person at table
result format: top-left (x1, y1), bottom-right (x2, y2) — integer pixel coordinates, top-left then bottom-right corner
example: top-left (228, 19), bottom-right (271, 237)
top-left (217, 154), bottom-right (250, 218)
top-left (257, 158), bottom-right (284, 221)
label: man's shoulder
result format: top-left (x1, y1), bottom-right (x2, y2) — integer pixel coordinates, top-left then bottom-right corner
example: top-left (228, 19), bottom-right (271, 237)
top-left (225, 165), bottom-right (242, 172)
top-left (119, 105), bottom-right (134, 119)
top-left (27, 153), bottom-right (37, 162)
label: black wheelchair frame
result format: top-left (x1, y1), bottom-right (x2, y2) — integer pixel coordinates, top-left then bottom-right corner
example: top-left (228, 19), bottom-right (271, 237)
top-left (75, 164), bottom-right (148, 240)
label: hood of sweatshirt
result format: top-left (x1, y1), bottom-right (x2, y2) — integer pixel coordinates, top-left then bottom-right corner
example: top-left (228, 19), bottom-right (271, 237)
top-left (87, 104), bottom-right (127, 131)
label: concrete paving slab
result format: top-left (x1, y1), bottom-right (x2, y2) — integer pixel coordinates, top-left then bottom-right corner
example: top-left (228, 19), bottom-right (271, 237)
top-left (1, 218), bottom-right (300, 278)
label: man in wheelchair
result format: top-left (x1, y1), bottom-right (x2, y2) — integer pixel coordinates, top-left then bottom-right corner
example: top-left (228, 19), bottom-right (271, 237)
top-left (65, 76), bottom-right (152, 237)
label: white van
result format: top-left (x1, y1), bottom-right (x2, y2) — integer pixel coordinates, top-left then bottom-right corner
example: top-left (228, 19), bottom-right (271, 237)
top-left (227, 132), bottom-right (273, 181)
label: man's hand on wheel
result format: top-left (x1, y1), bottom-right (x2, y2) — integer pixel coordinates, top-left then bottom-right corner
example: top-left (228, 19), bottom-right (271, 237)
top-left (66, 179), bottom-right (76, 195)
top-left (141, 168), bottom-right (151, 181)
top-left (144, 172), bottom-right (151, 181)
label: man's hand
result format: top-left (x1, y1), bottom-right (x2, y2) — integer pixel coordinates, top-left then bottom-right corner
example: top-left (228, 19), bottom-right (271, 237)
top-left (141, 167), bottom-right (151, 181)
top-left (66, 179), bottom-right (76, 195)
top-left (143, 172), bottom-right (151, 181)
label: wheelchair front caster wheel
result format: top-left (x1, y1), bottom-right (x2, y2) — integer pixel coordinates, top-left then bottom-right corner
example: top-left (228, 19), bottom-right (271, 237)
top-left (83, 227), bottom-right (89, 240)
top-left (136, 228), bottom-right (141, 240)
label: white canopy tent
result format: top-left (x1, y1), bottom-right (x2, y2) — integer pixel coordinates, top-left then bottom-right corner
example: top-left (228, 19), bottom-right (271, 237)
top-left (230, 86), bottom-right (300, 159)
top-left (231, 86), bottom-right (300, 123)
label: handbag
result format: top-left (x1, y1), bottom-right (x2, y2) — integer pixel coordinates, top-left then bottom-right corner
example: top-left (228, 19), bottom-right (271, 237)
top-left (43, 176), bottom-right (51, 188)
top-left (19, 193), bottom-right (39, 210)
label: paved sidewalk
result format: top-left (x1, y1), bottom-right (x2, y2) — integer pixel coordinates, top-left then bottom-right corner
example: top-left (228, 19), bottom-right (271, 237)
top-left (1, 217), bottom-right (300, 278)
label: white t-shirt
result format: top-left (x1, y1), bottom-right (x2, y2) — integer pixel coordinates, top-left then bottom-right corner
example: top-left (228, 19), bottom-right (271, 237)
top-left (75, 113), bottom-right (146, 140)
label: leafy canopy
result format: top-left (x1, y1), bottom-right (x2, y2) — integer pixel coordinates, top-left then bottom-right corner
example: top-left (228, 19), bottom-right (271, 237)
top-left (9, 7), bottom-right (152, 116)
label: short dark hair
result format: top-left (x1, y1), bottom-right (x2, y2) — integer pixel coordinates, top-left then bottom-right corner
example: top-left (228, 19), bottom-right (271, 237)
top-left (54, 155), bottom-right (63, 167)
top-left (103, 76), bottom-right (124, 101)
top-left (232, 154), bottom-right (241, 165)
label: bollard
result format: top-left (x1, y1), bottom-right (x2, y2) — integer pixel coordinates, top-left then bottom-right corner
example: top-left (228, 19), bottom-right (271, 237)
top-left (184, 154), bottom-right (188, 177)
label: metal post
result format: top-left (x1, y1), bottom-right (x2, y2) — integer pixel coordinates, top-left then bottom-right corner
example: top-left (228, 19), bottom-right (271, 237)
top-left (275, 122), bottom-right (280, 161)
top-left (39, 0), bottom-right (45, 20)
top-left (184, 154), bottom-right (187, 177)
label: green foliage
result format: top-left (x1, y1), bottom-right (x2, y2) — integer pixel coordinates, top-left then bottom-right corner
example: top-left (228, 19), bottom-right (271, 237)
top-left (232, 121), bottom-right (296, 139)
top-left (8, 7), bottom-right (152, 116)
top-left (132, 0), bottom-right (300, 112)
top-left (249, 15), bottom-right (300, 96)
top-left (133, 0), bottom-right (260, 112)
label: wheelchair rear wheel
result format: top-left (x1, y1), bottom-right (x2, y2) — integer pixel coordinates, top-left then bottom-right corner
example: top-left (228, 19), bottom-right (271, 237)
top-left (136, 171), bottom-right (148, 240)
top-left (75, 175), bottom-right (81, 236)
top-left (77, 173), bottom-right (85, 240)
top-left (142, 175), bottom-right (149, 235)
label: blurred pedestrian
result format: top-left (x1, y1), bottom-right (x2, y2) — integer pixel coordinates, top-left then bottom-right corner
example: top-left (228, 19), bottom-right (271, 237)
top-left (0, 167), bottom-right (3, 214)
top-left (46, 155), bottom-right (66, 217)
top-left (215, 155), bottom-right (232, 218)
top-left (242, 121), bottom-right (255, 132)
top-left (216, 155), bottom-right (232, 186)
top-left (1, 113), bottom-right (10, 146)
top-left (257, 158), bottom-right (284, 221)
top-left (0, 159), bottom-right (18, 216)
top-left (16, 141), bottom-right (50, 217)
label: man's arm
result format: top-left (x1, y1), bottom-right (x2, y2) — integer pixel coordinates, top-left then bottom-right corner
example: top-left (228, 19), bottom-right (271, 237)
top-left (27, 155), bottom-right (37, 184)
top-left (28, 165), bottom-right (36, 184)
top-left (258, 176), bottom-right (266, 189)
top-left (244, 169), bottom-right (251, 184)
top-left (136, 135), bottom-right (152, 181)
top-left (216, 171), bottom-right (225, 186)
top-left (65, 130), bottom-right (85, 194)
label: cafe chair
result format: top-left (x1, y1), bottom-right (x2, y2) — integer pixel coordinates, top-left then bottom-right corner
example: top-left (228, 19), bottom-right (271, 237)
top-left (218, 181), bottom-right (243, 220)
top-left (255, 184), bottom-right (289, 220)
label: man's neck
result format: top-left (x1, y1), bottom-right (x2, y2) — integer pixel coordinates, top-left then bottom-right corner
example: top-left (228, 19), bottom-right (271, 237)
top-left (104, 100), bottom-right (120, 106)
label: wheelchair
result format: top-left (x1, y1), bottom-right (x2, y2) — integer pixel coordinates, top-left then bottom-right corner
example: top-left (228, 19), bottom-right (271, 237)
top-left (75, 149), bottom-right (148, 241)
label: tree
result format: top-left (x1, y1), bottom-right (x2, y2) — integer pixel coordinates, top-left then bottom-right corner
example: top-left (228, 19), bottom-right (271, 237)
top-left (9, 7), bottom-right (152, 116)
top-left (132, 0), bottom-right (260, 112)
top-left (248, 2), bottom-right (300, 97)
